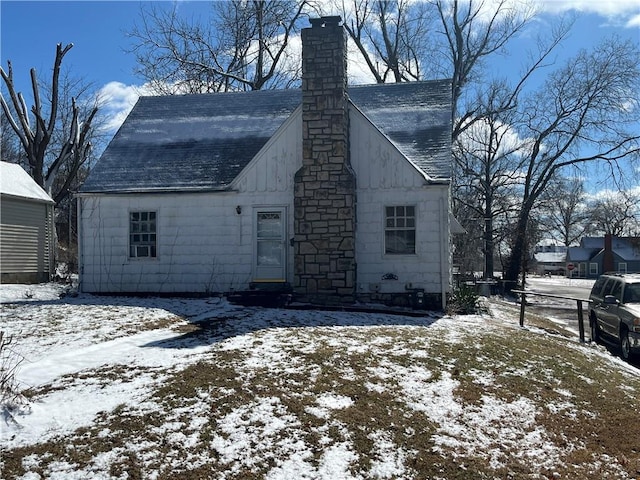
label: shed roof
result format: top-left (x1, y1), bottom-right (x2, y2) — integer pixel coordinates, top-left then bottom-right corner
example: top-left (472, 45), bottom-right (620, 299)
top-left (80, 80), bottom-right (452, 194)
top-left (0, 162), bottom-right (54, 203)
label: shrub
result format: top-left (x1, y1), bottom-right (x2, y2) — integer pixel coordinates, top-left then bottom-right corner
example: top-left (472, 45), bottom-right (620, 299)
top-left (0, 331), bottom-right (27, 424)
top-left (447, 284), bottom-right (482, 315)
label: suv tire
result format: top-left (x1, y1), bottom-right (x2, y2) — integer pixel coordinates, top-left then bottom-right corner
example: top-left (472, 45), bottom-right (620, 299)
top-left (620, 327), bottom-right (631, 361)
top-left (590, 315), bottom-right (600, 344)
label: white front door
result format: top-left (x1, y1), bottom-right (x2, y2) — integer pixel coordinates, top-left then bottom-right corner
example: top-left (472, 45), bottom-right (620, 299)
top-left (254, 208), bottom-right (287, 282)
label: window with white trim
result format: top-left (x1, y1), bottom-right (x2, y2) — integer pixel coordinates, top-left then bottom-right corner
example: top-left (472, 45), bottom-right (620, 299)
top-left (385, 206), bottom-right (416, 254)
top-left (589, 262), bottom-right (598, 276)
top-left (129, 211), bottom-right (157, 258)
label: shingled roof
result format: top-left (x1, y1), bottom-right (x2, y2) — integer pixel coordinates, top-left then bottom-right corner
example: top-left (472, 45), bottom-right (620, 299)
top-left (80, 80), bottom-right (451, 194)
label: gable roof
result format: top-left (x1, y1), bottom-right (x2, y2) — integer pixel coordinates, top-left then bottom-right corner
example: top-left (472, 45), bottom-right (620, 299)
top-left (579, 237), bottom-right (604, 249)
top-left (568, 236), bottom-right (640, 262)
top-left (0, 161), bottom-right (54, 203)
top-left (566, 247), bottom-right (595, 262)
top-left (80, 80), bottom-right (452, 194)
top-left (597, 237), bottom-right (640, 262)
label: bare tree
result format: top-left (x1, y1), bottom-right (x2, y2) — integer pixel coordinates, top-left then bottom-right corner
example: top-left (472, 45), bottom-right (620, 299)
top-left (587, 191), bottom-right (640, 237)
top-left (336, 0), bottom-right (434, 83)
top-left (453, 82), bottom-right (527, 278)
top-left (1, 43), bottom-right (99, 205)
top-left (0, 111), bottom-right (25, 167)
top-left (503, 37), bottom-right (640, 288)
top-left (450, 12), bottom-right (573, 277)
top-left (536, 176), bottom-right (592, 246)
top-left (431, 0), bottom-right (537, 140)
top-left (128, 0), bottom-right (311, 94)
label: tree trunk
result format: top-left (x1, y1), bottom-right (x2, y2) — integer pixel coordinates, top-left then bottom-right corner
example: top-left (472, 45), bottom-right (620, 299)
top-left (504, 210), bottom-right (530, 292)
top-left (484, 215), bottom-right (494, 279)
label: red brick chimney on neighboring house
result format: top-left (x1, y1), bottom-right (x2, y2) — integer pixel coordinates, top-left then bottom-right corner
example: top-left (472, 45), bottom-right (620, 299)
top-left (294, 16), bottom-right (356, 304)
top-left (603, 233), bottom-right (615, 273)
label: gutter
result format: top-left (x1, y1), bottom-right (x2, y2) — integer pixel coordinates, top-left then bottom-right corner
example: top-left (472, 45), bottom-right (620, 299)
top-left (75, 187), bottom-right (239, 197)
top-left (440, 196), bottom-right (448, 311)
top-left (77, 197), bottom-right (83, 293)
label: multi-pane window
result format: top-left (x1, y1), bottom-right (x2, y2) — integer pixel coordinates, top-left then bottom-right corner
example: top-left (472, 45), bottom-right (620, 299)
top-left (385, 206), bottom-right (416, 254)
top-left (129, 211), bottom-right (157, 258)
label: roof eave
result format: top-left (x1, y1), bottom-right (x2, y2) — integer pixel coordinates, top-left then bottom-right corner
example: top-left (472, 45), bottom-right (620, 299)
top-left (76, 186), bottom-right (235, 197)
top-left (0, 192), bottom-right (55, 204)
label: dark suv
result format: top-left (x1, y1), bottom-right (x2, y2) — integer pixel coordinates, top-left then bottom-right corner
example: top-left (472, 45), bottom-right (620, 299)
top-left (589, 273), bottom-right (640, 360)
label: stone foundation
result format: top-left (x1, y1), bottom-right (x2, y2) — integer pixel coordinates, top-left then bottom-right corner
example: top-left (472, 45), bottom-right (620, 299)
top-left (357, 292), bottom-right (443, 311)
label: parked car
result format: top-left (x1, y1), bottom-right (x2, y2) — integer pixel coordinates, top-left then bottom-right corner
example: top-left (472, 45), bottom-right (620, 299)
top-left (589, 273), bottom-right (640, 360)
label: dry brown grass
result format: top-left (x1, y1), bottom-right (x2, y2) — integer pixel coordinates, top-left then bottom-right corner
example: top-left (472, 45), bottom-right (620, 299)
top-left (2, 309), bottom-right (640, 480)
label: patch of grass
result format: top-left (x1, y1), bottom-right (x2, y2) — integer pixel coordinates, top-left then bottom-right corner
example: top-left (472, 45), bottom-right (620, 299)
top-left (23, 364), bottom-right (167, 400)
top-left (449, 327), bottom-right (640, 478)
top-left (3, 312), bottom-right (640, 480)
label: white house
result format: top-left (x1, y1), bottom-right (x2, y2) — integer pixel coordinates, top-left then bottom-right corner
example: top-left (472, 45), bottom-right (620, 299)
top-left (78, 16), bottom-right (454, 309)
top-left (0, 161), bottom-right (55, 283)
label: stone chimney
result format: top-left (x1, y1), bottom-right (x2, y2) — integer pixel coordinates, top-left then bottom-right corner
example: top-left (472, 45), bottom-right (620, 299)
top-left (294, 16), bottom-right (356, 304)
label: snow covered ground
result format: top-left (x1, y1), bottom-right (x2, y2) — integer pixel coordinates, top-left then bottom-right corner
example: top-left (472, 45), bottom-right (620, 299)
top-left (1, 282), bottom-right (639, 479)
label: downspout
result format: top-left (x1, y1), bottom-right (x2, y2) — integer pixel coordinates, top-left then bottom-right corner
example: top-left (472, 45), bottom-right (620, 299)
top-left (77, 196), bottom-right (83, 292)
top-left (440, 195), bottom-right (448, 311)
top-left (48, 203), bottom-right (55, 280)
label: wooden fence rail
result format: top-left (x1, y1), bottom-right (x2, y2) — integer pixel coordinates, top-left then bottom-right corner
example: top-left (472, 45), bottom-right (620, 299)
top-left (512, 289), bottom-right (592, 343)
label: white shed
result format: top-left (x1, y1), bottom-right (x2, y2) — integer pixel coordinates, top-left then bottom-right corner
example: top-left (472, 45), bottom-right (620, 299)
top-left (0, 161), bottom-right (55, 283)
top-left (78, 16), bottom-right (454, 309)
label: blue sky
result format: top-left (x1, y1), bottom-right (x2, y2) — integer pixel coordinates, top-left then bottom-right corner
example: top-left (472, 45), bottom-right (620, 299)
top-left (1, 0), bottom-right (639, 193)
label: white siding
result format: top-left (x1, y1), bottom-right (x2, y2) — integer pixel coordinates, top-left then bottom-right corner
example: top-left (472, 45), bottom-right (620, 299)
top-left (81, 193), bottom-right (247, 292)
top-left (80, 105), bottom-right (451, 296)
top-left (232, 108), bottom-right (302, 194)
top-left (80, 113), bottom-right (302, 294)
top-left (0, 196), bottom-right (54, 281)
top-left (350, 106), bottom-right (450, 295)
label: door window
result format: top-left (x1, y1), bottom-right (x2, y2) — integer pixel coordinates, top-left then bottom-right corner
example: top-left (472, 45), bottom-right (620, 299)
top-left (257, 212), bottom-right (283, 266)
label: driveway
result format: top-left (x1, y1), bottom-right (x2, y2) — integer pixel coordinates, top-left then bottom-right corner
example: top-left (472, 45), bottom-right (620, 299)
top-left (523, 276), bottom-right (595, 337)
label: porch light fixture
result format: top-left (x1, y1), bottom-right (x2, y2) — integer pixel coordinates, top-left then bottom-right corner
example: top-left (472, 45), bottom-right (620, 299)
top-left (236, 205), bottom-right (242, 215)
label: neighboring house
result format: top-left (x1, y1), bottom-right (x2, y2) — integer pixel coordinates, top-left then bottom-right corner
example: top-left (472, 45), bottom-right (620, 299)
top-left (0, 161), bottom-right (55, 283)
top-left (78, 16), bottom-right (454, 309)
top-left (566, 234), bottom-right (640, 278)
top-left (533, 242), bottom-right (568, 275)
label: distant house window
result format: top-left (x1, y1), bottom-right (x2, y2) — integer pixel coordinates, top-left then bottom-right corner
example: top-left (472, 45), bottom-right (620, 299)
top-left (130, 211), bottom-right (157, 258)
top-left (589, 262), bottom-right (598, 276)
top-left (385, 206), bottom-right (415, 254)
top-left (619, 262), bottom-right (628, 273)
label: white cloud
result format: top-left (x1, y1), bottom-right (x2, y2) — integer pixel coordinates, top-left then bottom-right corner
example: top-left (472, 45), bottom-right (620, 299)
top-left (539, 0), bottom-right (640, 26)
top-left (584, 185), bottom-right (640, 203)
top-left (457, 117), bottom-right (533, 159)
top-left (347, 40), bottom-right (380, 85)
top-left (248, 30), bottom-right (377, 86)
top-left (627, 12), bottom-right (640, 26)
top-left (97, 81), bottom-right (152, 132)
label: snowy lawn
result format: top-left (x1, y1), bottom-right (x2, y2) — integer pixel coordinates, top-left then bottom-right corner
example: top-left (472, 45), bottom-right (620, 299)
top-left (1, 283), bottom-right (640, 480)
